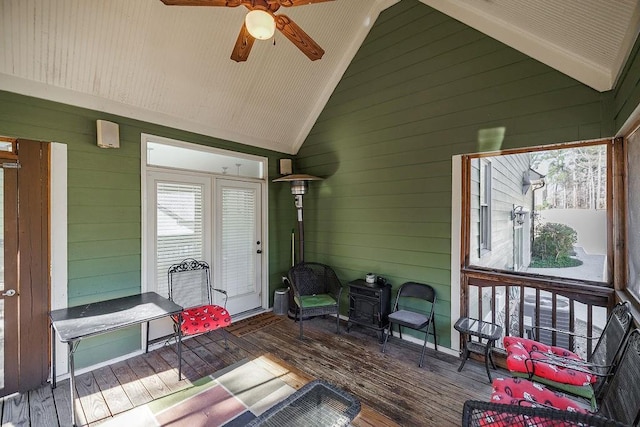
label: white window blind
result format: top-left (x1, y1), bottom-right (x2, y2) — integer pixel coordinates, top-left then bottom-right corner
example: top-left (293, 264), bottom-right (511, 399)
top-left (155, 182), bottom-right (204, 299)
top-left (221, 187), bottom-right (256, 297)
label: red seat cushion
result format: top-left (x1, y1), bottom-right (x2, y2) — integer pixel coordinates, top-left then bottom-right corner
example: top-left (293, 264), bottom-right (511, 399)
top-left (503, 336), bottom-right (595, 386)
top-left (491, 377), bottom-right (588, 414)
top-left (172, 304), bottom-right (231, 335)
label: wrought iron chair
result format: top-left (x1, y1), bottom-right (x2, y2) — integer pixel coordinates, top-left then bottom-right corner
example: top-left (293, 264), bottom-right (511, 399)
top-left (503, 302), bottom-right (632, 407)
top-left (489, 329), bottom-right (640, 426)
top-left (381, 281), bottom-right (437, 368)
top-left (287, 262), bottom-right (343, 339)
top-left (462, 399), bottom-right (626, 427)
top-left (168, 259), bottom-right (232, 378)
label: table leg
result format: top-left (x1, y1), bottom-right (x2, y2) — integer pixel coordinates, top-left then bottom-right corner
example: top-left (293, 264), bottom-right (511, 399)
top-left (177, 313), bottom-right (183, 381)
top-left (69, 341), bottom-right (80, 427)
top-left (145, 321), bottom-right (150, 353)
top-left (457, 337), bottom-right (470, 372)
top-left (484, 339), bottom-right (494, 382)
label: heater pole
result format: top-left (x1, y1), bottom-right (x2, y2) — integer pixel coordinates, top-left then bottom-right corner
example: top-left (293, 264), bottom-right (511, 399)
top-left (295, 194), bottom-right (304, 263)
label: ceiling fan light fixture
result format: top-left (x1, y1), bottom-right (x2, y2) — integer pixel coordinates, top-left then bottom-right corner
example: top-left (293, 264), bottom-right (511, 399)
top-left (245, 10), bottom-right (276, 40)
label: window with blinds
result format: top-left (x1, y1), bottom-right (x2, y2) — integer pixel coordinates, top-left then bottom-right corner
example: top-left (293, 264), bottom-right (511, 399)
top-left (221, 187), bottom-right (256, 298)
top-left (155, 182), bottom-right (204, 300)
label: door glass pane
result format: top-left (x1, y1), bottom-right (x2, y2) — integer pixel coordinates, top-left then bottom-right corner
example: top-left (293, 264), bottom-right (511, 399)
top-left (221, 187), bottom-right (256, 298)
top-left (155, 182), bottom-right (204, 299)
top-left (147, 141), bottom-right (264, 179)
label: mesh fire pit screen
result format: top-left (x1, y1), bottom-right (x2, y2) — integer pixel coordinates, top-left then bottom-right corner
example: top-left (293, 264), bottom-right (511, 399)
top-left (247, 379), bottom-right (361, 427)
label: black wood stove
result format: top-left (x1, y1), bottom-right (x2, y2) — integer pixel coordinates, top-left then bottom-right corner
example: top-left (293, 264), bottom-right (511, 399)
top-left (346, 279), bottom-right (391, 342)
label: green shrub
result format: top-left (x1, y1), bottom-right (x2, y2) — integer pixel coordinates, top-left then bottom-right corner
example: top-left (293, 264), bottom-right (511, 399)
top-left (532, 222), bottom-right (578, 263)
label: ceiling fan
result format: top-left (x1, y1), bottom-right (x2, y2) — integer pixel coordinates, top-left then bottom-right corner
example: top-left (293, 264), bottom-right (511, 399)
top-left (159, 0), bottom-right (333, 62)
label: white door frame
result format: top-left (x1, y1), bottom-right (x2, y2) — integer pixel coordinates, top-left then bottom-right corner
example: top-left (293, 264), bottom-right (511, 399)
top-left (141, 134), bottom-right (269, 345)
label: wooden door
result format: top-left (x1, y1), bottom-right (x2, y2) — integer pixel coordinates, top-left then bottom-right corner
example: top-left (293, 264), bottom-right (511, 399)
top-left (0, 138), bottom-right (50, 395)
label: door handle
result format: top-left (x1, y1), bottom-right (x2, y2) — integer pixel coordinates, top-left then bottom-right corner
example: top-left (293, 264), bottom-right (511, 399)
top-left (2, 289), bottom-right (17, 297)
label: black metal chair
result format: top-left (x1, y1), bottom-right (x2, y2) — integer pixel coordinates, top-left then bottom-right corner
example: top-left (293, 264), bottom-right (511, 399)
top-left (381, 281), bottom-right (437, 367)
top-left (462, 399), bottom-right (626, 427)
top-left (287, 262), bottom-right (343, 339)
top-left (504, 302), bottom-right (633, 406)
top-left (488, 329), bottom-right (640, 426)
top-left (168, 259), bottom-right (232, 377)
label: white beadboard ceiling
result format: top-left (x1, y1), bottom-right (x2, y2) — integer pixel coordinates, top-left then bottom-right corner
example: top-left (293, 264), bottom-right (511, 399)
top-left (1, 0), bottom-right (639, 154)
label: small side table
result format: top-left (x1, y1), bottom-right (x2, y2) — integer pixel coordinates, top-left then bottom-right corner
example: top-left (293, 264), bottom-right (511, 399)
top-left (454, 317), bottom-right (503, 382)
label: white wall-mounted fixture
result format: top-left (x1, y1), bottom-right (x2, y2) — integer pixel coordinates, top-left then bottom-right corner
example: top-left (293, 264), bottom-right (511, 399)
top-left (279, 159), bottom-right (292, 175)
top-left (96, 120), bottom-right (120, 149)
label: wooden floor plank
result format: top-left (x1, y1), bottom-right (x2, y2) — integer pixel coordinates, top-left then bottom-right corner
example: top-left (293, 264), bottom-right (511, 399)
top-left (126, 355), bottom-right (172, 400)
top-left (75, 371), bottom-right (111, 424)
top-left (9, 313), bottom-right (496, 426)
top-left (51, 379), bottom-right (73, 427)
top-left (110, 360), bottom-right (153, 407)
top-left (141, 351), bottom-right (188, 393)
top-left (28, 384), bottom-right (59, 427)
top-left (183, 338), bottom-right (227, 372)
top-left (178, 348), bottom-right (214, 378)
top-left (92, 365), bottom-right (133, 416)
top-left (2, 392), bottom-right (30, 427)
top-left (156, 346), bottom-right (200, 382)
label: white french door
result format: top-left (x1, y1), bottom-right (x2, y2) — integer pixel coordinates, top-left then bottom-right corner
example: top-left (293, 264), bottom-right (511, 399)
top-left (145, 170), bottom-right (264, 340)
top-left (215, 179), bottom-right (262, 314)
top-left (146, 171), bottom-right (211, 340)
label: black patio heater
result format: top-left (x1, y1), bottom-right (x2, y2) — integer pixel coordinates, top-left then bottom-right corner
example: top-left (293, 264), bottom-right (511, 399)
top-left (273, 173), bottom-right (323, 264)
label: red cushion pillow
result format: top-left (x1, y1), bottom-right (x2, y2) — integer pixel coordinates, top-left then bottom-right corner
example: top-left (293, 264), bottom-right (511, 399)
top-left (491, 377), bottom-right (588, 413)
top-left (503, 336), bottom-right (595, 386)
top-left (173, 304), bottom-right (231, 335)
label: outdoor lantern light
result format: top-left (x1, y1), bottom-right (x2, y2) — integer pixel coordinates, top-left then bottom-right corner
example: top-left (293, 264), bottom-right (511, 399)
top-left (273, 173), bottom-right (323, 263)
top-left (512, 205), bottom-right (526, 225)
top-left (245, 10), bottom-right (276, 40)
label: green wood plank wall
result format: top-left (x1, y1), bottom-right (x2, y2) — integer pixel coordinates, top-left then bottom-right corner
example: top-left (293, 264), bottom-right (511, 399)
top-left (294, 0), bottom-right (612, 348)
top-left (0, 90), bottom-right (294, 368)
top-left (613, 33), bottom-right (640, 131)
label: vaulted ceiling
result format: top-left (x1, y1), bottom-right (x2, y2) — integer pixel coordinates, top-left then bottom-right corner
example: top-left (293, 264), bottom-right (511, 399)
top-left (1, 0), bottom-right (639, 154)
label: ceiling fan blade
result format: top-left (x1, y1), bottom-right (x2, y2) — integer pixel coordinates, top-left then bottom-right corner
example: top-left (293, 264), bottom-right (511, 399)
top-left (231, 22), bottom-right (256, 62)
top-left (272, 0), bottom-right (334, 6)
top-left (160, 0), bottom-right (243, 6)
top-left (275, 14), bottom-right (324, 60)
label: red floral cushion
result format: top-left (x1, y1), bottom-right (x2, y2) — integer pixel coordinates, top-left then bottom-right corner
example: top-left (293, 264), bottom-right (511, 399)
top-left (172, 304), bottom-right (231, 335)
top-left (491, 377), bottom-right (588, 414)
top-left (503, 336), bottom-right (595, 386)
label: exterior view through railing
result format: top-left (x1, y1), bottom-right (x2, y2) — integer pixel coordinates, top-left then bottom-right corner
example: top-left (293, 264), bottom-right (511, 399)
top-left (464, 270), bottom-right (614, 361)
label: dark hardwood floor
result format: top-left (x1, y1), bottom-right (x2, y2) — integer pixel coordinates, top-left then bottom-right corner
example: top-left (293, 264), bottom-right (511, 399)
top-left (0, 315), bottom-right (497, 426)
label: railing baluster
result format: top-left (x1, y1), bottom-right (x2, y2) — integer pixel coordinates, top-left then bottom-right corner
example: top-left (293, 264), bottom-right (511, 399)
top-left (587, 304), bottom-right (593, 357)
top-left (551, 292), bottom-right (557, 346)
top-left (569, 299), bottom-right (575, 352)
top-left (505, 285), bottom-right (511, 337)
top-left (491, 287), bottom-right (496, 325)
top-left (518, 286), bottom-right (525, 338)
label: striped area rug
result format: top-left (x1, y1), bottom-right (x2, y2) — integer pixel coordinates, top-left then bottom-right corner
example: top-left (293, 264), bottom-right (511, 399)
top-left (226, 312), bottom-right (284, 337)
top-left (99, 356), bottom-right (299, 427)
